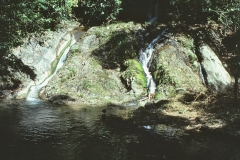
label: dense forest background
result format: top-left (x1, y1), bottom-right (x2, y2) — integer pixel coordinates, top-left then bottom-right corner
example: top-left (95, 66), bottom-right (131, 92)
top-left (1, 0), bottom-right (240, 51)
top-left (0, 0), bottom-right (240, 91)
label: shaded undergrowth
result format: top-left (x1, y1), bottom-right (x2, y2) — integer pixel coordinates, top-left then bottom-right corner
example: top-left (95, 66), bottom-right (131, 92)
top-left (91, 23), bottom-right (166, 70)
top-left (0, 52), bottom-right (36, 99)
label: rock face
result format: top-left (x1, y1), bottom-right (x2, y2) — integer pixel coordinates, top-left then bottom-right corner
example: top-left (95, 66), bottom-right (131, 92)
top-left (121, 59), bottom-right (147, 96)
top-left (3, 21), bottom-right (232, 105)
top-left (39, 23), bottom-right (230, 105)
top-left (40, 22), bottom-right (147, 105)
top-left (152, 34), bottom-right (206, 101)
top-left (199, 44), bottom-right (232, 92)
top-left (10, 20), bottom-right (80, 99)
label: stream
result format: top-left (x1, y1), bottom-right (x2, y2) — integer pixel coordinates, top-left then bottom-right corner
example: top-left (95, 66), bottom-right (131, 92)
top-left (139, 28), bottom-right (167, 98)
top-left (26, 29), bottom-right (81, 101)
top-left (1, 100), bottom-right (240, 160)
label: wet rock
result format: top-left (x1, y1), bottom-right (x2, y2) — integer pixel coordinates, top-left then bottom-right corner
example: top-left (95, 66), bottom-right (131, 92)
top-left (121, 59), bottom-right (147, 97)
top-left (102, 109), bottom-right (107, 113)
top-left (144, 102), bottom-right (155, 108)
top-left (199, 44), bottom-right (232, 92)
top-left (10, 20), bottom-right (80, 99)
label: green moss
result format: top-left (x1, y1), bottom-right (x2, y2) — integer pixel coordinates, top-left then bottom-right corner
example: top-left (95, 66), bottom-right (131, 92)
top-left (155, 93), bottom-right (163, 99)
top-left (122, 59), bottom-right (147, 88)
top-left (124, 59), bottom-right (144, 72)
top-left (177, 34), bottom-right (194, 51)
top-left (88, 84), bottom-right (104, 93)
top-left (152, 39), bottom-right (204, 101)
top-left (182, 48), bottom-right (198, 64)
top-left (66, 67), bottom-right (77, 79)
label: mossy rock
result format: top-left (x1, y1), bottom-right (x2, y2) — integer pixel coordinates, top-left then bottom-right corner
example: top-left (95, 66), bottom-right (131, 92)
top-left (121, 59), bottom-right (147, 96)
top-left (152, 35), bottom-right (205, 101)
top-left (176, 34), bottom-right (194, 51)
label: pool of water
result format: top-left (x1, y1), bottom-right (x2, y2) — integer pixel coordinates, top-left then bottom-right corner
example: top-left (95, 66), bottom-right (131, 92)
top-left (0, 100), bottom-right (240, 160)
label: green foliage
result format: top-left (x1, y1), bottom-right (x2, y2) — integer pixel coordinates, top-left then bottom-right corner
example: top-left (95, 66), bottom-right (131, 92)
top-left (167, 0), bottom-right (212, 23)
top-left (0, 0), bottom-right (77, 52)
top-left (209, 1), bottom-right (240, 32)
top-left (168, 0), bottom-right (240, 30)
top-left (0, 0), bottom-right (77, 90)
top-left (77, 0), bottom-right (122, 25)
top-left (122, 59), bottom-right (147, 88)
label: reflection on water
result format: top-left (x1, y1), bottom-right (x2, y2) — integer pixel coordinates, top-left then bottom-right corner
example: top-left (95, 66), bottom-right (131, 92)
top-left (0, 100), bottom-right (240, 160)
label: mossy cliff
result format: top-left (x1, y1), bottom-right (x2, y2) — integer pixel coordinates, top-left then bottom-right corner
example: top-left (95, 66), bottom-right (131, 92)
top-left (40, 22), bottom-right (148, 105)
top-left (39, 22), bottom-right (230, 106)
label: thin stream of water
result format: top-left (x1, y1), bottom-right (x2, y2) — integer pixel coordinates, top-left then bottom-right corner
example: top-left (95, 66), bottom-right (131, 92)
top-left (26, 34), bottom-right (77, 101)
top-left (139, 28), bottom-right (167, 97)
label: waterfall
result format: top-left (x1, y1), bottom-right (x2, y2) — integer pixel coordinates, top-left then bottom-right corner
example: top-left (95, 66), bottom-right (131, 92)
top-left (149, 1), bottom-right (159, 24)
top-left (139, 28), bottom-right (167, 98)
top-left (26, 34), bottom-right (77, 101)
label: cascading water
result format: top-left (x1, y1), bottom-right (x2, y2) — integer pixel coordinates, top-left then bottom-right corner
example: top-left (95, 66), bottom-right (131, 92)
top-left (139, 28), bottom-right (167, 99)
top-left (26, 34), bottom-right (77, 101)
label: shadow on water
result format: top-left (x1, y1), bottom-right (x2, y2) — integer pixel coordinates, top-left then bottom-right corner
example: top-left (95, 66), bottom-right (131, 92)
top-left (0, 100), bottom-right (240, 160)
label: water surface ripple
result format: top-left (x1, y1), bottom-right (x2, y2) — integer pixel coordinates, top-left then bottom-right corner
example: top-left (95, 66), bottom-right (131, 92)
top-left (0, 101), bottom-right (240, 160)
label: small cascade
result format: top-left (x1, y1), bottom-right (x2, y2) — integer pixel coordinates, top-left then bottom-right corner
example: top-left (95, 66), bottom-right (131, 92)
top-left (139, 28), bottom-right (167, 99)
top-left (26, 34), bottom-right (77, 101)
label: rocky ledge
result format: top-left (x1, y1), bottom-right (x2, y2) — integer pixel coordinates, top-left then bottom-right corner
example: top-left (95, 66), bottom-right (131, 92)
top-left (36, 22), bottom-right (231, 107)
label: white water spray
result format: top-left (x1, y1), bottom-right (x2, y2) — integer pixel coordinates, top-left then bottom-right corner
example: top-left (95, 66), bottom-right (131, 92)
top-left (139, 28), bottom-right (167, 97)
top-left (26, 34), bottom-right (77, 101)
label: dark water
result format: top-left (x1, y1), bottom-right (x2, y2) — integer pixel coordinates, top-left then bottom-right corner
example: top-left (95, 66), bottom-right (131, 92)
top-left (0, 100), bottom-right (240, 160)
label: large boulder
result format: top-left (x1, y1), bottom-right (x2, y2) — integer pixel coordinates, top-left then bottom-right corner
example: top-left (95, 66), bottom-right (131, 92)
top-left (121, 59), bottom-right (147, 97)
top-left (199, 44), bottom-right (232, 92)
top-left (152, 34), bottom-right (206, 101)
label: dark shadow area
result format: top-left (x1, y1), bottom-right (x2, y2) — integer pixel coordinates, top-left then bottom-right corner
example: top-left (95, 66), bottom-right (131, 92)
top-left (222, 29), bottom-right (240, 70)
top-left (1, 98), bottom-right (240, 160)
top-left (119, 0), bottom-right (158, 23)
top-left (91, 25), bottom-right (166, 70)
top-left (73, 0), bottom-right (170, 26)
top-left (48, 94), bottom-right (76, 105)
top-left (222, 30), bottom-right (240, 53)
top-left (179, 92), bottom-right (208, 103)
top-left (119, 0), bottom-right (211, 25)
top-left (102, 101), bottom-right (201, 132)
top-left (95, 100), bottom-right (240, 160)
top-left (0, 50), bottom-right (37, 99)
top-left (91, 30), bottom-right (143, 70)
